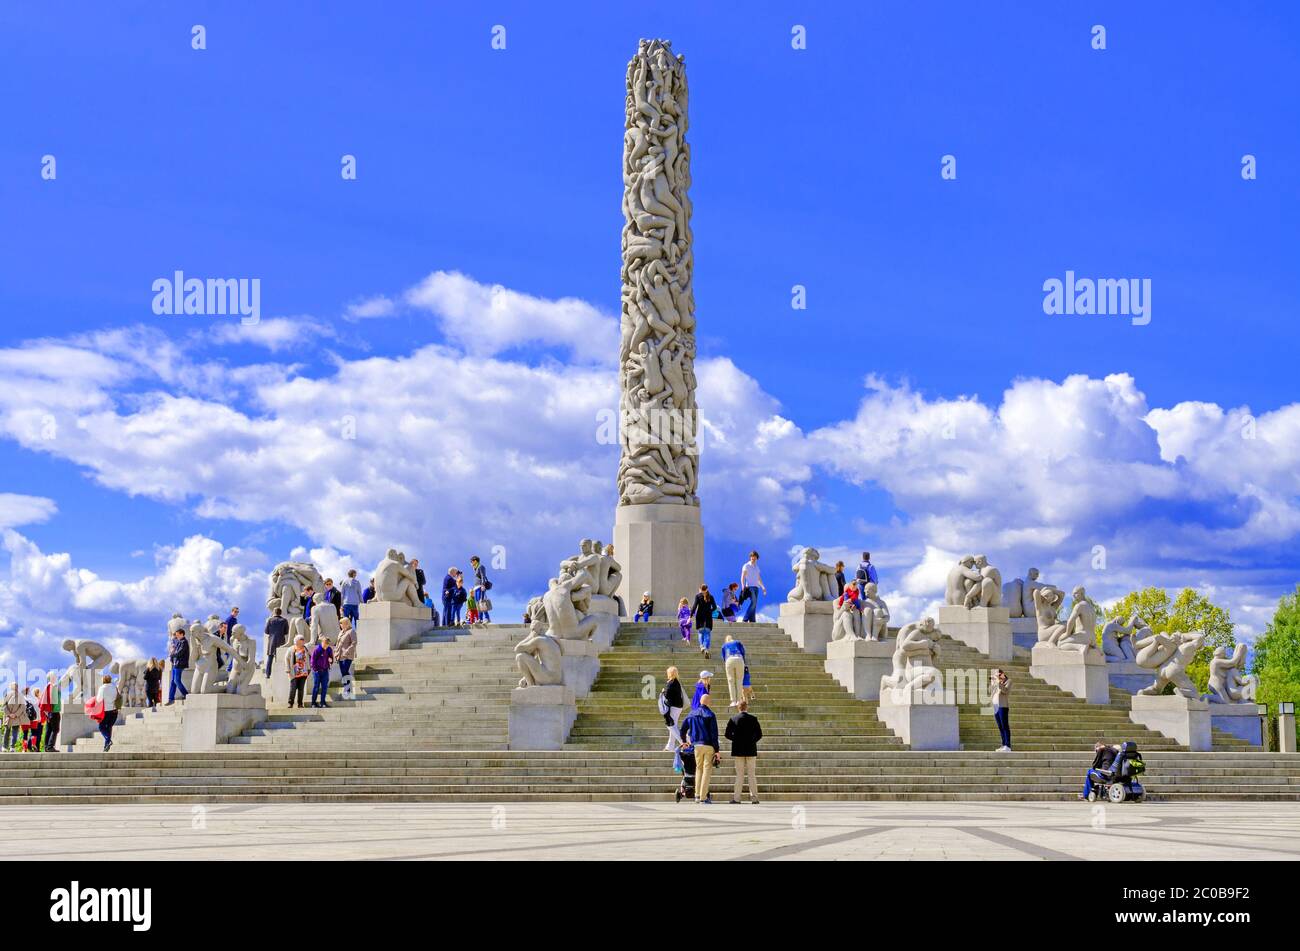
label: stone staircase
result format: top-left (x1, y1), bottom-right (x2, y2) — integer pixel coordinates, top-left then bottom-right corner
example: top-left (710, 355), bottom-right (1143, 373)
top-left (70, 701), bottom-right (186, 752)
top-left (567, 622), bottom-right (903, 751)
top-left (227, 625), bottom-right (525, 751)
top-left (931, 635), bottom-right (1259, 752)
top-left (3, 617), bottom-right (1296, 803)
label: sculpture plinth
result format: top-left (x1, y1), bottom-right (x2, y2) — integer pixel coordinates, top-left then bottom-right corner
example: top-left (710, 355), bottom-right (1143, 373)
top-left (824, 637), bottom-right (894, 700)
top-left (779, 599), bottom-right (834, 656)
top-left (1030, 643), bottom-right (1108, 704)
top-left (613, 503), bottom-right (703, 614)
top-left (1210, 704), bottom-right (1264, 746)
top-left (508, 685), bottom-right (576, 751)
top-left (1129, 694), bottom-right (1211, 751)
top-left (357, 600), bottom-right (434, 656)
top-left (937, 605), bottom-right (1013, 661)
top-left (180, 692), bottom-right (267, 752)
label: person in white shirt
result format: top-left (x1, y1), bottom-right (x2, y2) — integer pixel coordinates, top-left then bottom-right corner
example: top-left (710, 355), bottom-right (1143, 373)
top-left (737, 551), bottom-right (766, 623)
top-left (96, 675), bottom-right (119, 752)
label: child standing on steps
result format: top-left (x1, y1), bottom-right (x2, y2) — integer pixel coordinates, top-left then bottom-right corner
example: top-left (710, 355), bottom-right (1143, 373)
top-left (677, 597), bottom-right (691, 644)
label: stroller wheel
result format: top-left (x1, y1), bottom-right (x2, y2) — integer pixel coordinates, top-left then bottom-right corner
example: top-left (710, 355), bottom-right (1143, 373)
top-left (1107, 783), bottom-right (1127, 804)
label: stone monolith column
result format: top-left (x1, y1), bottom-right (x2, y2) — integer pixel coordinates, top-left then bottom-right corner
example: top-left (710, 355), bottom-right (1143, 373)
top-left (613, 38), bottom-right (704, 614)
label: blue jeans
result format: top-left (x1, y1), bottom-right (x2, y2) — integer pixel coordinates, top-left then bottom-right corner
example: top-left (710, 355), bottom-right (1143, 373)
top-left (741, 587), bottom-right (760, 622)
top-left (311, 670), bottom-right (330, 706)
top-left (442, 597), bottom-right (454, 627)
top-left (699, 627), bottom-right (712, 651)
top-left (472, 586), bottom-right (490, 622)
top-left (634, 608), bottom-right (651, 622)
top-left (342, 603), bottom-right (359, 629)
top-left (1082, 768), bottom-right (1108, 799)
top-left (168, 666), bottom-right (188, 702)
top-left (993, 705), bottom-right (1011, 748)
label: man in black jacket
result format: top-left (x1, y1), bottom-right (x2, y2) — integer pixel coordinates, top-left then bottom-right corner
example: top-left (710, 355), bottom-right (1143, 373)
top-left (411, 559), bottom-right (428, 604)
top-left (725, 699), bottom-right (763, 804)
top-left (264, 608), bottom-right (290, 678)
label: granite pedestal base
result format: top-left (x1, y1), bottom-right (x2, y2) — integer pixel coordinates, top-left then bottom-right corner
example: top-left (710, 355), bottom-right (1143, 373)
top-left (1129, 694), bottom-right (1210, 751)
top-left (56, 710), bottom-right (98, 750)
top-left (877, 685), bottom-right (960, 750)
top-left (587, 598), bottom-right (620, 649)
top-left (938, 605), bottom-right (1012, 661)
top-left (1009, 617), bottom-right (1037, 651)
top-left (508, 685), bottom-right (577, 751)
top-left (1104, 661), bottom-right (1151, 695)
top-left (558, 639), bottom-right (602, 699)
top-left (824, 637), bottom-right (894, 700)
top-left (613, 503), bottom-right (703, 617)
top-left (357, 601), bottom-right (434, 656)
top-left (1030, 644), bottom-right (1109, 703)
top-left (779, 600), bottom-right (834, 655)
top-left (1209, 703), bottom-right (1264, 746)
top-left (180, 691), bottom-right (267, 752)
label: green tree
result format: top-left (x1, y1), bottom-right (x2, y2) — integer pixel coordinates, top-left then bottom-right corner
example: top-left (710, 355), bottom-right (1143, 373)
top-left (1103, 587), bottom-right (1235, 693)
top-left (1253, 585), bottom-right (1300, 715)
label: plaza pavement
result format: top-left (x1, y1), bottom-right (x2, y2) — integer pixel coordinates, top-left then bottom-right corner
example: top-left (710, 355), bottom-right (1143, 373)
top-left (5, 801), bottom-right (1300, 860)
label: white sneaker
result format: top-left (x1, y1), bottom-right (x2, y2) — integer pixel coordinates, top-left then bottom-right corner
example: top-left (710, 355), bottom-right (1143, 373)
top-left (996, 745), bottom-right (1011, 752)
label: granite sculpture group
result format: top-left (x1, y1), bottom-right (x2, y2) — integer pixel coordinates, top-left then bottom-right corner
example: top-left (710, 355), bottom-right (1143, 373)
top-left (515, 539), bottom-right (624, 688)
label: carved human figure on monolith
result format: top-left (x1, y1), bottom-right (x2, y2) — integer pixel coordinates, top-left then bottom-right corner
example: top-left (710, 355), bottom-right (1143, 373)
top-left (1054, 586), bottom-right (1099, 654)
top-left (190, 627), bottom-right (230, 695)
top-left (1208, 644), bottom-right (1257, 704)
top-left (1004, 568), bottom-right (1046, 619)
top-left (225, 624), bottom-right (259, 695)
top-left (1032, 585), bottom-right (1067, 644)
top-left (962, 555), bottom-right (1003, 609)
top-left (109, 659), bottom-right (148, 708)
top-left (831, 594), bottom-right (864, 642)
top-left (267, 561), bottom-right (325, 646)
top-left (945, 556), bottom-right (982, 606)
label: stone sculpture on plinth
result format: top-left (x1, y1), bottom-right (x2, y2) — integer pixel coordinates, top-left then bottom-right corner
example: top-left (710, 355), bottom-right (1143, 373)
top-left (938, 556), bottom-right (1013, 661)
top-left (860, 582), bottom-right (890, 641)
top-left (1004, 568), bottom-right (1048, 648)
top-left (1029, 585), bottom-right (1106, 703)
top-left (225, 624), bottom-right (260, 695)
top-left (515, 611), bottom-right (564, 688)
top-left (1101, 615), bottom-right (1142, 663)
top-left (1135, 629), bottom-right (1205, 699)
top-left (612, 38), bottom-right (704, 612)
top-left (787, 547), bottom-right (838, 602)
top-left (830, 593), bottom-right (864, 642)
top-left (779, 548), bottom-right (837, 655)
top-left (874, 617), bottom-right (959, 750)
top-left (60, 639), bottom-right (113, 703)
top-left (267, 561), bottom-right (324, 648)
top-left (190, 625), bottom-right (231, 695)
top-left (1208, 644), bottom-right (1256, 704)
top-left (358, 548), bottom-right (435, 656)
top-left (109, 658), bottom-right (148, 708)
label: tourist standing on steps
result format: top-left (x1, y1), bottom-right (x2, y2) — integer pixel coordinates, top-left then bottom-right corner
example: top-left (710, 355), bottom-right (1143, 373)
top-left (991, 669), bottom-right (1012, 751)
top-left (855, 551), bottom-right (879, 591)
top-left (411, 559), bottom-right (428, 605)
top-left (166, 627), bottom-right (190, 705)
top-left (677, 597), bottom-right (692, 644)
top-left (660, 666), bottom-right (685, 750)
top-left (337, 618), bottom-right (357, 700)
top-left (42, 673), bottom-right (63, 751)
top-left (692, 584), bottom-right (717, 658)
top-left (721, 583), bottom-right (740, 622)
top-left (441, 567), bottom-right (457, 628)
top-left (682, 693), bottom-right (721, 804)
top-left (264, 607), bottom-right (289, 678)
top-left (691, 670), bottom-right (712, 709)
top-left (143, 659), bottom-right (162, 711)
top-left (738, 551), bottom-right (765, 623)
top-left (286, 635), bottom-right (311, 709)
top-left (2, 683), bottom-right (28, 752)
top-left (451, 574), bottom-right (468, 626)
top-left (721, 634), bottom-right (748, 707)
top-left (834, 561), bottom-right (847, 597)
top-left (321, 579), bottom-right (344, 619)
top-left (341, 569), bottom-right (363, 631)
top-left (310, 637), bottom-right (334, 709)
top-left (470, 555), bottom-right (492, 623)
top-left (362, 577), bottom-right (377, 604)
top-left (726, 699), bottom-right (762, 804)
top-left (97, 674), bottom-right (118, 752)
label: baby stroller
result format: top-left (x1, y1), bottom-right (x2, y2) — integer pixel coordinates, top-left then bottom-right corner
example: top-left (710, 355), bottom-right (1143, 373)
top-left (675, 744), bottom-right (697, 803)
top-left (1090, 741), bottom-right (1146, 803)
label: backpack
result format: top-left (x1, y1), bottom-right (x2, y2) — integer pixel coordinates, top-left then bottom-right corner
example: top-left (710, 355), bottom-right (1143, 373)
top-left (24, 701), bottom-right (37, 721)
top-left (656, 690), bottom-right (669, 716)
top-left (855, 565), bottom-right (868, 583)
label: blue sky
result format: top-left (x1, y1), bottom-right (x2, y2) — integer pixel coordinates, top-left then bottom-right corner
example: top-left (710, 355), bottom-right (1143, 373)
top-left (1, 2), bottom-right (1298, 673)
